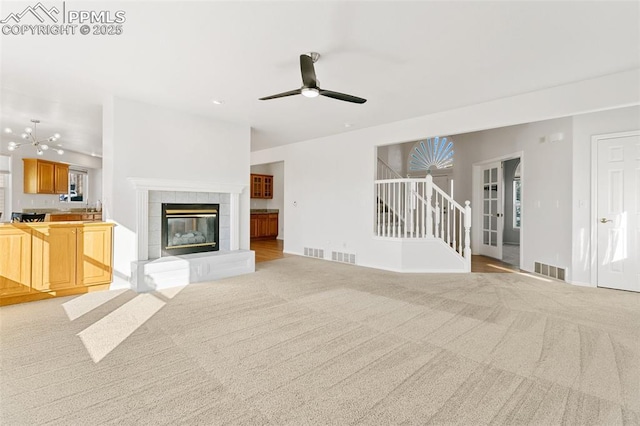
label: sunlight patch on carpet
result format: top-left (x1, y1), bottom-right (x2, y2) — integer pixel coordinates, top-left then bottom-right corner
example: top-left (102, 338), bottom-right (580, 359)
top-left (77, 293), bottom-right (165, 363)
top-left (63, 289), bottom-right (128, 321)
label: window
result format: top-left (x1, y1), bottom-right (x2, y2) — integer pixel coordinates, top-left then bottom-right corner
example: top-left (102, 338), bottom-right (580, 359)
top-left (59, 169), bottom-right (88, 202)
top-left (513, 179), bottom-right (521, 228)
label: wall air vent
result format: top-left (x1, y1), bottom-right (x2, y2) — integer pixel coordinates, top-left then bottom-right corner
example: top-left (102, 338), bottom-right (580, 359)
top-left (304, 247), bottom-right (324, 259)
top-left (534, 262), bottom-right (566, 281)
top-left (331, 251), bottom-right (356, 265)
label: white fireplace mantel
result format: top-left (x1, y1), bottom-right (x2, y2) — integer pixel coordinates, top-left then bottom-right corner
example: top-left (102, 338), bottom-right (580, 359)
top-left (128, 177), bottom-right (247, 261)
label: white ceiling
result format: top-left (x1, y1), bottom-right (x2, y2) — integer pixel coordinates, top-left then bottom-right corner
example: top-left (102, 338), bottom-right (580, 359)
top-left (1, 1), bottom-right (638, 155)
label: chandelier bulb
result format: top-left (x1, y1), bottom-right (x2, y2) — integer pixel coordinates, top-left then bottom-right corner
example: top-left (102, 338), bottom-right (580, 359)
top-left (54, 133), bottom-right (61, 139)
top-left (25, 127), bottom-right (33, 134)
top-left (8, 141), bottom-right (16, 147)
top-left (21, 133), bottom-right (28, 139)
top-left (41, 144), bottom-right (49, 150)
top-left (8, 145), bottom-right (15, 151)
top-left (36, 149), bottom-right (43, 156)
top-left (57, 149), bottom-right (64, 155)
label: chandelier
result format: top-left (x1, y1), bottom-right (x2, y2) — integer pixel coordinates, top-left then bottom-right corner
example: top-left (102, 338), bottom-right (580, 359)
top-left (6, 119), bottom-right (64, 155)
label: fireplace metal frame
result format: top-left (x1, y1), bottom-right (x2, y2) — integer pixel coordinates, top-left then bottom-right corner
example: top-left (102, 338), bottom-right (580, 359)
top-left (161, 203), bottom-right (220, 256)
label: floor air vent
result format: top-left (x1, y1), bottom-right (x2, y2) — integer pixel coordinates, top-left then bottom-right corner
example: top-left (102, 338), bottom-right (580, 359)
top-left (304, 247), bottom-right (324, 259)
top-left (534, 262), bottom-right (566, 281)
top-left (331, 251), bottom-right (356, 265)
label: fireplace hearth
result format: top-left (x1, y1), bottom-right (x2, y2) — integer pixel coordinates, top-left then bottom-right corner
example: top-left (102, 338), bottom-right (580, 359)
top-left (161, 203), bottom-right (219, 256)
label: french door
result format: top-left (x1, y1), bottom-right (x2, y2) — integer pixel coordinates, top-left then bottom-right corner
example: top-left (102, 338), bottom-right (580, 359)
top-left (596, 132), bottom-right (639, 292)
top-left (478, 161), bottom-right (503, 259)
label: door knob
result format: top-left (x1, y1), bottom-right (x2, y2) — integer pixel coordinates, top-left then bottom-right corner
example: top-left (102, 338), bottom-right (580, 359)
top-left (600, 218), bottom-right (612, 223)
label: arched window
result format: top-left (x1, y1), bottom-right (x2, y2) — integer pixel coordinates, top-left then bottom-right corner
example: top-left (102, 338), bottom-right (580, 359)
top-left (408, 136), bottom-right (454, 173)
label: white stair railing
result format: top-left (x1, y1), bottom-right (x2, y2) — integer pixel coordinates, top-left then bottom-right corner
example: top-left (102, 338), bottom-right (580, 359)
top-left (374, 174), bottom-right (471, 270)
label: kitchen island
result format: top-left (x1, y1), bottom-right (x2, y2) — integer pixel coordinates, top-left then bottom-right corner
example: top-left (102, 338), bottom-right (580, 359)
top-left (0, 221), bottom-right (114, 306)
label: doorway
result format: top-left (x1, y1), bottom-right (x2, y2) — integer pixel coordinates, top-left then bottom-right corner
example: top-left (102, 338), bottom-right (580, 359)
top-left (592, 131), bottom-right (639, 292)
top-left (502, 158), bottom-right (521, 267)
top-left (473, 152), bottom-right (524, 268)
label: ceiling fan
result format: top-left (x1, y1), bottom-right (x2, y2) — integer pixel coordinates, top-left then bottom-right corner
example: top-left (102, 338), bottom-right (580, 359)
top-left (259, 52), bottom-right (367, 104)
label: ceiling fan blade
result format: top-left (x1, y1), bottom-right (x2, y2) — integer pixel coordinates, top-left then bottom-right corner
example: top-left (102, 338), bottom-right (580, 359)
top-left (319, 89), bottom-right (367, 104)
top-left (300, 54), bottom-right (318, 88)
top-left (259, 89), bottom-right (301, 100)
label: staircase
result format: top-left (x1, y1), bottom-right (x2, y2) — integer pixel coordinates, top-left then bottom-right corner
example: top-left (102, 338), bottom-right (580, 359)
top-left (375, 158), bottom-right (471, 271)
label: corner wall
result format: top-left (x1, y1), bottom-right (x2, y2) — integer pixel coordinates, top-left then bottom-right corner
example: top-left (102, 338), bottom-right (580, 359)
top-left (102, 97), bottom-right (251, 289)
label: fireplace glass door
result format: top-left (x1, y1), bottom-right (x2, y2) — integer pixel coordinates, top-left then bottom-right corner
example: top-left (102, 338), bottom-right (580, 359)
top-left (161, 203), bottom-right (219, 256)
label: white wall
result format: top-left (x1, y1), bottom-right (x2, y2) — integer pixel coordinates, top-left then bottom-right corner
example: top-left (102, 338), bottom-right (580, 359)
top-left (251, 70), bottom-right (639, 274)
top-left (453, 118), bottom-right (572, 274)
top-left (102, 97), bottom-right (251, 289)
top-left (571, 106), bottom-right (640, 286)
top-left (250, 161), bottom-right (285, 239)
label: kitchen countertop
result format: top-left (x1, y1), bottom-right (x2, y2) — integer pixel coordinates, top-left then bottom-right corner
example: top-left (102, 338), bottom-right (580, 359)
top-left (250, 209), bottom-right (279, 214)
top-left (0, 221), bottom-right (113, 228)
top-left (22, 208), bottom-right (102, 214)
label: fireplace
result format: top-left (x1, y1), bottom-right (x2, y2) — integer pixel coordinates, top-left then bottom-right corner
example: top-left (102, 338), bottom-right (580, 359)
top-left (161, 203), bottom-right (219, 256)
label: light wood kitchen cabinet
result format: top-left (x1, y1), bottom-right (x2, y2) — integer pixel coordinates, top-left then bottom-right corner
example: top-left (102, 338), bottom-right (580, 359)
top-left (250, 174), bottom-right (274, 199)
top-left (0, 227), bottom-right (32, 296)
top-left (250, 212), bottom-right (279, 240)
top-left (77, 224), bottom-right (113, 286)
top-left (54, 163), bottom-right (69, 194)
top-left (31, 226), bottom-right (78, 291)
top-left (23, 159), bottom-right (69, 194)
top-left (0, 222), bottom-right (114, 306)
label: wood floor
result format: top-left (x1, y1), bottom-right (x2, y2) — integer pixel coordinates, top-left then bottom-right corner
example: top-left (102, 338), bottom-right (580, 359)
top-left (251, 239), bottom-right (289, 263)
top-left (252, 239), bottom-right (520, 273)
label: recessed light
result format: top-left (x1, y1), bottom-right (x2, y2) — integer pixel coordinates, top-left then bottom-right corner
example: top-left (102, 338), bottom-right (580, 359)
top-left (212, 99), bottom-right (225, 105)
top-left (4, 128), bottom-right (12, 133)
top-left (57, 143), bottom-right (63, 147)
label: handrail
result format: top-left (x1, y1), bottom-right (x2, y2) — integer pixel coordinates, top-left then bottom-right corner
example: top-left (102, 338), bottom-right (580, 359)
top-left (432, 183), bottom-right (464, 211)
top-left (374, 175), bottom-right (471, 271)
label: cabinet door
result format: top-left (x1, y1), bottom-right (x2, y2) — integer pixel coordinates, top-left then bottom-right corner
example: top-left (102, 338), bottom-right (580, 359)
top-left (54, 163), bottom-right (69, 194)
top-left (77, 225), bottom-right (113, 286)
top-left (268, 214), bottom-right (278, 237)
top-left (251, 174), bottom-right (264, 198)
top-left (37, 161), bottom-right (55, 194)
top-left (32, 226), bottom-right (78, 291)
top-left (0, 228), bottom-right (32, 296)
top-left (250, 216), bottom-right (260, 238)
top-left (263, 176), bottom-right (273, 199)
top-left (258, 215), bottom-right (269, 237)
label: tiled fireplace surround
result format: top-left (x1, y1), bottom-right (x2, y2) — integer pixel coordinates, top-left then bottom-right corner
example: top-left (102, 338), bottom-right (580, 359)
top-left (148, 191), bottom-right (231, 259)
top-left (128, 178), bottom-right (254, 292)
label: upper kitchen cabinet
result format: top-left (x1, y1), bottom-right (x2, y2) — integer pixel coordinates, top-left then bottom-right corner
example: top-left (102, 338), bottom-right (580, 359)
top-left (23, 159), bottom-right (69, 194)
top-left (250, 173), bottom-right (273, 199)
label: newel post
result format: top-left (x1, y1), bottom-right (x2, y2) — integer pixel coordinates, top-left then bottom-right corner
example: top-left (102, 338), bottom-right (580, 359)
top-left (426, 174), bottom-right (433, 237)
top-left (464, 200), bottom-right (472, 270)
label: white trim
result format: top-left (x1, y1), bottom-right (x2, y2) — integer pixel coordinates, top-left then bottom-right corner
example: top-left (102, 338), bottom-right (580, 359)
top-left (590, 130), bottom-right (640, 288)
top-left (128, 177), bottom-right (245, 194)
top-left (472, 151), bottom-right (524, 267)
top-left (136, 190), bottom-right (149, 261)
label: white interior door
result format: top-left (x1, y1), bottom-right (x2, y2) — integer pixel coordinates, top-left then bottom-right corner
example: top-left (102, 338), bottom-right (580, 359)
top-left (478, 162), bottom-right (503, 259)
top-left (597, 133), bottom-right (639, 292)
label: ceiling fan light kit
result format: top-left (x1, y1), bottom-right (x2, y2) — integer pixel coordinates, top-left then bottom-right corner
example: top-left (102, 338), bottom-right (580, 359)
top-left (259, 52), bottom-right (367, 104)
top-left (7, 119), bottom-right (64, 156)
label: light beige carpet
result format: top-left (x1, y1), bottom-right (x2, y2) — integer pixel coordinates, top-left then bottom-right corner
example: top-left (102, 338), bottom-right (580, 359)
top-left (1, 256), bottom-right (639, 425)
